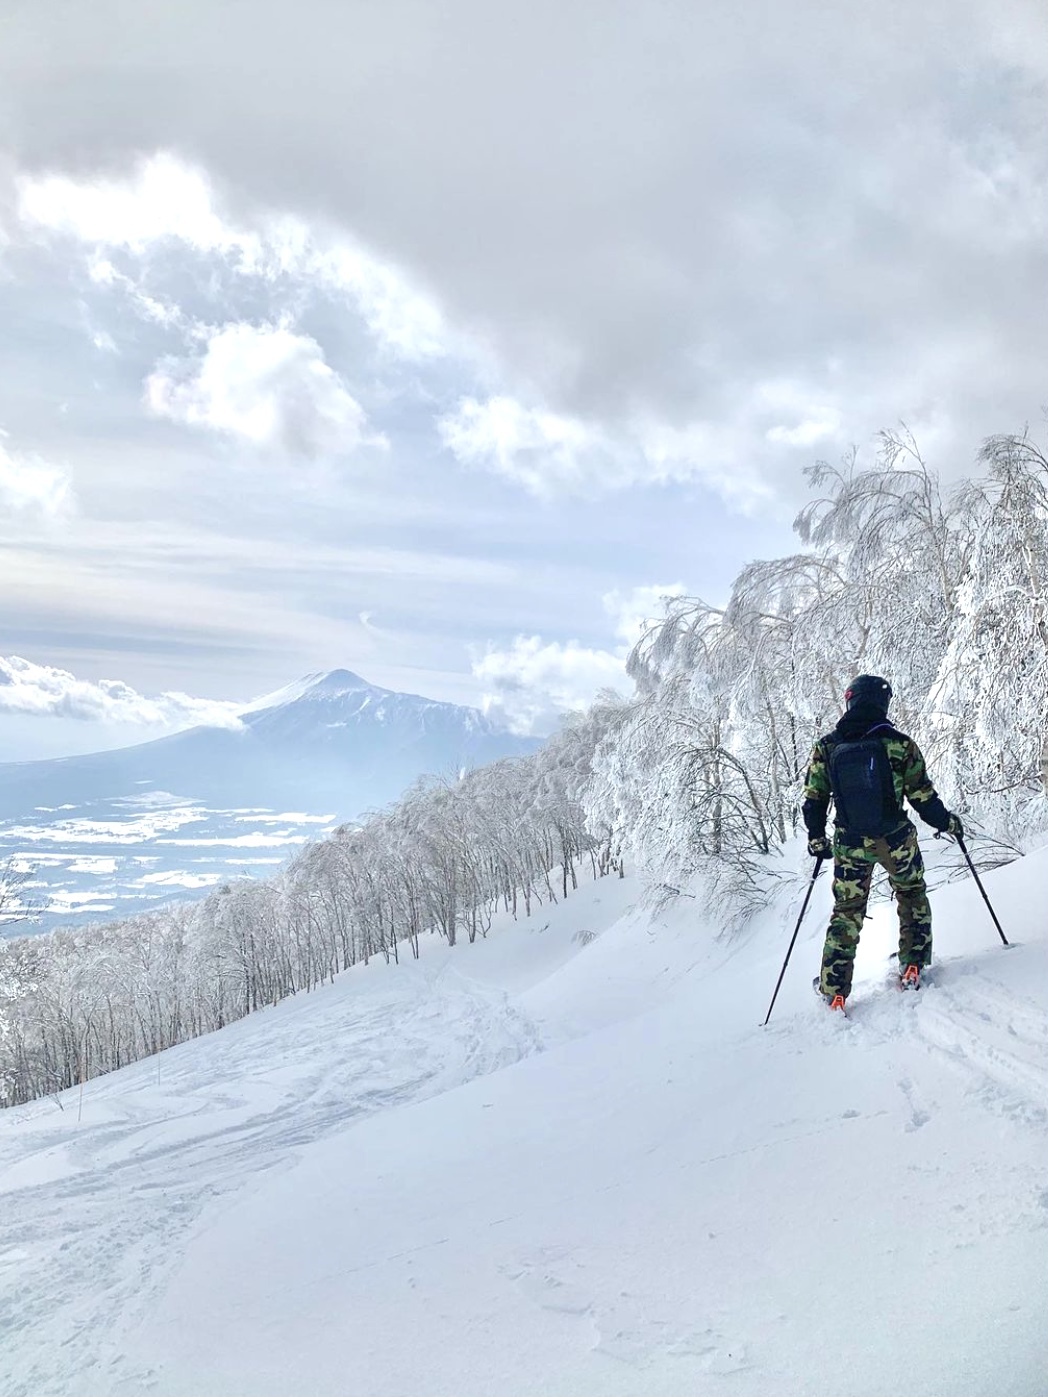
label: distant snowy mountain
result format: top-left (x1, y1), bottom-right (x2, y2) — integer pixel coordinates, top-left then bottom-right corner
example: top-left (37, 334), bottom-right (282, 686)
top-left (0, 668), bottom-right (536, 818)
top-left (0, 669), bottom-right (538, 929)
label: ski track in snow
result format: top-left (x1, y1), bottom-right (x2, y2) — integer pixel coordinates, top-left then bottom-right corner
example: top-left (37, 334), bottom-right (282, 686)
top-left (0, 961), bottom-right (543, 1397)
top-left (915, 978), bottom-right (1048, 1125)
top-left (847, 964), bottom-right (1048, 1130)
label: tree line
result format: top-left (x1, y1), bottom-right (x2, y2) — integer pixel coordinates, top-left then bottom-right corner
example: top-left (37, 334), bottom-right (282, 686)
top-left (0, 722), bottom-right (618, 1107)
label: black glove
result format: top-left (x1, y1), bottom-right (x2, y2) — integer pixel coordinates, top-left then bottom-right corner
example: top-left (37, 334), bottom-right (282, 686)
top-left (945, 813), bottom-right (964, 838)
top-left (807, 836), bottom-right (832, 859)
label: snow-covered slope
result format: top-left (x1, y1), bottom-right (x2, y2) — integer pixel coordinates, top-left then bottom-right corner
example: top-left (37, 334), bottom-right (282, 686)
top-left (1, 845), bottom-right (1046, 1397)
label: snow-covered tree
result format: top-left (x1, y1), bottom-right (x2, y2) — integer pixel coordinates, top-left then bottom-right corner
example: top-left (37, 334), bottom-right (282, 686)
top-left (927, 432), bottom-right (1048, 840)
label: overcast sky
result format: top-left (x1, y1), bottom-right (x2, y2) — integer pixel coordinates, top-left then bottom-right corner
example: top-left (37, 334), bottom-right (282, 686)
top-left (0, 0), bottom-right (1045, 759)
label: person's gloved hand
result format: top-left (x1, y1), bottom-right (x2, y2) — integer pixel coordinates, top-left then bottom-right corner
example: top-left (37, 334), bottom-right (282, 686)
top-left (945, 813), bottom-right (964, 838)
top-left (807, 835), bottom-right (832, 859)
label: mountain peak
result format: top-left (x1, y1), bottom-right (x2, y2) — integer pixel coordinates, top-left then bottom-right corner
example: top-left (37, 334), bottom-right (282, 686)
top-left (301, 669), bottom-right (374, 696)
top-left (242, 669), bottom-right (385, 714)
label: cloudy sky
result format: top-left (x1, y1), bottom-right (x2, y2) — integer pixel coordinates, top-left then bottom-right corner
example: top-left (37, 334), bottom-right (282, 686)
top-left (0, 0), bottom-right (1045, 759)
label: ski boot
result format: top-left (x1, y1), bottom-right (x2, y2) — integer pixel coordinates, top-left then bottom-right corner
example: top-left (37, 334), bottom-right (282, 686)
top-left (813, 976), bottom-right (847, 1012)
top-left (899, 963), bottom-right (921, 991)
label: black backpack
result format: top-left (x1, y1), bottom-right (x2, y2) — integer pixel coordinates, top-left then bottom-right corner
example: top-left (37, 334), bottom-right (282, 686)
top-left (827, 736), bottom-right (904, 837)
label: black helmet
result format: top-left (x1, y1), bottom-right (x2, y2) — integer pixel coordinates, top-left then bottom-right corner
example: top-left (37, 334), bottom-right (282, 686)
top-left (844, 674), bottom-right (892, 712)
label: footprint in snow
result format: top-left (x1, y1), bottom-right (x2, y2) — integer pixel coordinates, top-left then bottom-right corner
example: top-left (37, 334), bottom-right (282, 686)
top-left (594, 1318), bottom-right (749, 1373)
top-left (501, 1249), bottom-right (593, 1318)
top-left (897, 1076), bottom-right (932, 1131)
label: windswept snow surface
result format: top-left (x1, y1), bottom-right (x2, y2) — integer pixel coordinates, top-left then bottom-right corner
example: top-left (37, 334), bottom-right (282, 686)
top-left (1, 848), bottom-right (1046, 1397)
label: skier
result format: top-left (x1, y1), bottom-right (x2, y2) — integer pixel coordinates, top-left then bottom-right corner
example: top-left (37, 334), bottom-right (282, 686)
top-left (802, 674), bottom-right (962, 1010)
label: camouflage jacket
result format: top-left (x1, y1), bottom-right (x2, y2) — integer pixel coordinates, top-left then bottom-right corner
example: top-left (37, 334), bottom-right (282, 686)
top-left (801, 723), bottom-right (950, 839)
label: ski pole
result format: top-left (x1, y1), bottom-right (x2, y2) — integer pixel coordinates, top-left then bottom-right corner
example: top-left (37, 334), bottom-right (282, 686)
top-left (762, 856), bottom-right (825, 1027)
top-left (956, 835), bottom-right (1010, 947)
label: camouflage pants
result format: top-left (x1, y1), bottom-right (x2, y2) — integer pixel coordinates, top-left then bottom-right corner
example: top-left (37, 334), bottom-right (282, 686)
top-left (819, 821), bottom-right (932, 999)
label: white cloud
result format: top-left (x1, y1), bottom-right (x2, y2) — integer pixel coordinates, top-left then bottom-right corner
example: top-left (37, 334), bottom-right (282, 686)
top-left (473, 635), bottom-right (626, 735)
top-left (636, 420), bottom-right (777, 508)
top-left (759, 379), bottom-right (844, 448)
top-left (0, 436), bottom-right (72, 516)
top-left (440, 394), bottom-right (779, 506)
top-left (473, 583), bottom-right (684, 733)
top-left (439, 396), bottom-right (611, 494)
top-left (18, 153), bottom-right (449, 363)
top-left (15, 154), bottom-right (866, 507)
top-left (305, 238), bottom-right (448, 362)
top-left (88, 255), bottom-right (186, 328)
top-left (0, 655), bottom-right (244, 731)
top-left (6, 4), bottom-right (1046, 524)
top-left (18, 155), bottom-right (252, 258)
top-left (765, 419), bottom-right (839, 448)
top-left (145, 322), bottom-right (375, 457)
top-left (603, 583), bottom-right (687, 647)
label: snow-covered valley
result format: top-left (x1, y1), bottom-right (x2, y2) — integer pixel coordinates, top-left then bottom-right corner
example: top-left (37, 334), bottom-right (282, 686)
top-left (0, 792), bottom-right (339, 929)
top-left (0, 670), bottom-right (536, 931)
top-left (1, 841), bottom-right (1045, 1397)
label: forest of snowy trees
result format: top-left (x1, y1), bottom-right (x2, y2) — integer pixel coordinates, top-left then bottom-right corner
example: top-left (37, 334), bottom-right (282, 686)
top-left (1, 429), bottom-right (1046, 1107)
top-left (588, 429), bottom-right (1048, 908)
